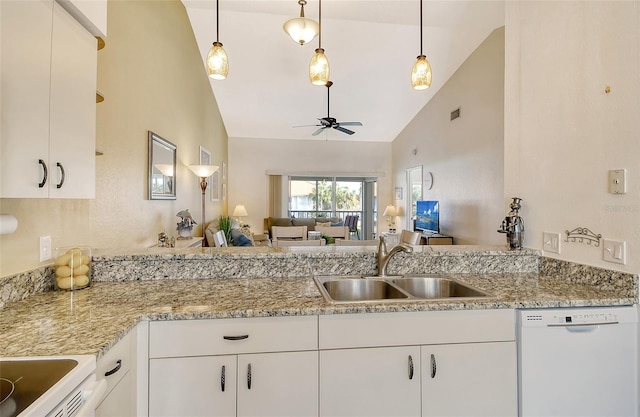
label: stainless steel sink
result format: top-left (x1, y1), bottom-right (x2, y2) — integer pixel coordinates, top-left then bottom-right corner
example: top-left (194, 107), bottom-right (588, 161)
top-left (391, 276), bottom-right (489, 299)
top-left (321, 278), bottom-right (409, 302)
top-left (314, 275), bottom-right (492, 304)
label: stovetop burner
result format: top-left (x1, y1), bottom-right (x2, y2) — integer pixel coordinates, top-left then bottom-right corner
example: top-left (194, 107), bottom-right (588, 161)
top-left (0, 359), bottom-right (78, 417)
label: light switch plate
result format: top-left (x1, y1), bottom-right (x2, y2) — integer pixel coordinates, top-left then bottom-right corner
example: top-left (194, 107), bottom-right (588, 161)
top-left (603, 239), bottom-right (626, 264)
top-left (608, 169), bottom-right (626, 194)
top-left (543, 232), bottom-right (561, 254)
top-left (40, 235), bottom-right (52, 262)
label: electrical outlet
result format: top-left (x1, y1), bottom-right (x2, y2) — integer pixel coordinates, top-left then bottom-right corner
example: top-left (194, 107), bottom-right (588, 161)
top-left (543, 232), bottom-right (561, 254)
top-left (608, 169), bottom-right (627, 194)
top-left (603, 239), bottom-right (626, 265)
top-left (40, 236), bottom-right (52, 262)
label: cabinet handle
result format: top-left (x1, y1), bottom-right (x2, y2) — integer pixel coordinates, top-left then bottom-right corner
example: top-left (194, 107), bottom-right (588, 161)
top-left (247, 363), bottom-right (252, 390)
top-left (408, 355), bottom-right (414, 380)
top-left (104, 359), bottom-right (122, 377)
top-left (430, 354), bottom-right (437, 379)
top-left (56, 162), bottom-right (65, 189)
top-left (221, 365), bottom-right (225, 392)
top-left (223, 335), bottom-right (249, 341)
top-left (38, 159), bottom-right (48, 188)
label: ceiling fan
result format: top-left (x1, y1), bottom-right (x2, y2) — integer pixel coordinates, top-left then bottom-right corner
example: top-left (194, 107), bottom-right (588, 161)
top-left (295, 81), bottom-right (363, 136)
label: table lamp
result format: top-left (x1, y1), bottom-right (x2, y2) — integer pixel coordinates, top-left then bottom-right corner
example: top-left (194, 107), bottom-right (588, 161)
top-left (382, 205), bottom-right (397, 233)
top-left (232, 204), bottom-right (248, 226)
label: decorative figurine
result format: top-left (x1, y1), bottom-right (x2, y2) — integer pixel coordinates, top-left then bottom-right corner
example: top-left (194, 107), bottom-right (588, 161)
top-left (176, 209), bottom-right (197, 240)
top-left (158, 231), bottom-right (168, 247)
top-left (498, 197), bottom-right (525, 249)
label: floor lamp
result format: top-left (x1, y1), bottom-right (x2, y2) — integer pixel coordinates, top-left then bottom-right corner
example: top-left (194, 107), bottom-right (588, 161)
top-left (188, 164), bottom-right (219, 247)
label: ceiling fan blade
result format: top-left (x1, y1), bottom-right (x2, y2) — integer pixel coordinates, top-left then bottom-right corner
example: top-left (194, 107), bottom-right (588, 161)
top-left (312, 127), bottom-right (327, 136)
top-left (334, 126), bottom-right (355, 135)
top-left (293, 124), bottom-right (322, 128)
top-left (339, 122), bottom-right (363, 126)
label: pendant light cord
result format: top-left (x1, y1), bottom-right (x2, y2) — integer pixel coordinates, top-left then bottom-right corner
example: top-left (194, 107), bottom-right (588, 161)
top-left (318, 0), bottom-right (322, 49)
top-left (419, 0), bottom-right (423, 55)
top-left (216, 0), bottom-right (220, 42)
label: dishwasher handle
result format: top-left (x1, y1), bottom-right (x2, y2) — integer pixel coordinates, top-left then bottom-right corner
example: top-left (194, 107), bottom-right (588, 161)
top-left (547, 321), bottom-right (619, 328)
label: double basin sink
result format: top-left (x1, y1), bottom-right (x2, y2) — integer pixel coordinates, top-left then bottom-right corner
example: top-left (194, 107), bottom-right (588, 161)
top-left (314, 275), bottom-right (493, 304)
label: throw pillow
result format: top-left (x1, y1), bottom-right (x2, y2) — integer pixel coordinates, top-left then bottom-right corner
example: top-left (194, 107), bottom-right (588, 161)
top-left (316, 221), bottom-right (332, 227)
top-left (331, 221), bottom-right (344, 227)
top-left (230, 229), bottom-right (253, 246)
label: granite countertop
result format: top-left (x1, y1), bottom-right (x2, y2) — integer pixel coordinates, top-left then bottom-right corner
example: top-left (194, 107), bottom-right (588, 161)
top-left (0, 271), bottom-right (635, 358)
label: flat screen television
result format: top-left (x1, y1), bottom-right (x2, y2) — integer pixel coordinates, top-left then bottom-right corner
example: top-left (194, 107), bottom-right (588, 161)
top-left (415, 200), bottom-right (439, 233)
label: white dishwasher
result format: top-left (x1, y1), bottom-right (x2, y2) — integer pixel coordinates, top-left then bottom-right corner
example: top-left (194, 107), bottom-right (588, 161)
top-left (518, 306), bottom-right (638, 417)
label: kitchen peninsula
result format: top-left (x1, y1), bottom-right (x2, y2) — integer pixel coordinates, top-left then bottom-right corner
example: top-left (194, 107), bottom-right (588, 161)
top-left (0, 245), bottom-right (637, 417)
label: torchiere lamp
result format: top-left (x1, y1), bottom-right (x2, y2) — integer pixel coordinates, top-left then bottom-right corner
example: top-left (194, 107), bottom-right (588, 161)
top-left (188, 164), bottom-right (219, 246)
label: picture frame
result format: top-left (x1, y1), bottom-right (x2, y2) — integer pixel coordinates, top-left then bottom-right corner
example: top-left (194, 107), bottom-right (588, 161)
top-left (210, 170), bottom-right (220, 202)
top-left (222, 183), bottom-right (227, 200)
top-left (394, 187), bottom-right (403, 200)
top-left (222, 162), bottom-right (227, 181)
top-left (199, 146), bottom-right (211, 165)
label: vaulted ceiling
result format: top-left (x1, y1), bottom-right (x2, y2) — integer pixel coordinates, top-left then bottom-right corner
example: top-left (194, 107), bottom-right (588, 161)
top-left (182, 1), bottom-right (505, 142)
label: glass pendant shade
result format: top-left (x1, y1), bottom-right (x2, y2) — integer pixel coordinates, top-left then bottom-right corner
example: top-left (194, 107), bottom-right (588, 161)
top-left (411, 55), bottom-right (432, 90)
top-left (309, 48), bottom-right (330, 86)
top-left (284, 17), bottom-right (319, 45)
top-left (206, 42), bottom-right (229, 80)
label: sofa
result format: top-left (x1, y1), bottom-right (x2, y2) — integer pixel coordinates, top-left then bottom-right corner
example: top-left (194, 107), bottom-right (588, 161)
top-left (263, 217), bottom-right (343, 239)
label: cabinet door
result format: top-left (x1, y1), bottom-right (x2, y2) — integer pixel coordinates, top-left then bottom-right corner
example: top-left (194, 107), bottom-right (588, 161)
top-left (49, 2), bottom-right (96, 198)
top-left (96, 370), bottom-right (132, 417)
top-left (421, 342), bottom-right (517, 417)
top-left (320, 346), bottom-right (421, 417)
top-left (149, 355), bottom-right (237, 417)
top-left (238, 351), bottom-right (318, 417)
top-left (0, 0), bottom-right (52, 198)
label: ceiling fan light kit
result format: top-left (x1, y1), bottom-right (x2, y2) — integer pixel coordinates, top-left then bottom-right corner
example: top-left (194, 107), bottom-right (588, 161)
top-left (283, 0), bottom-right (319, 45)
top-left (411, 0), bottom-right (432, 90)
top-left (207, 0), bottom-right (228, 80)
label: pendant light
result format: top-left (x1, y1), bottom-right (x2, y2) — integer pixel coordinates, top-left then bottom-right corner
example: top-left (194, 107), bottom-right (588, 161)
top-left (309, 0), bottom-right (329, 85)
top-left (206, 0), bottom-right (228, 80)
top-left (283, 0), bottom-right (319, 45)
top-left (411, 0), bottom-right (432, 90)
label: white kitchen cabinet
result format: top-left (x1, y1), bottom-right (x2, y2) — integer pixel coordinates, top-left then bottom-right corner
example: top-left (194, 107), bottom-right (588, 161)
top-left (147, 316), bottom-right (319, 417)
top-left (320, 346), bottom-right (421, 417)
top-left (318, 310), bottom-right (517, 417)
top-left (96, 329), bottom-right (136, 417)
top-left (0, 0), bottom-right (97, 199)
top-left (149, 352), bottom-right (318, 417)
top-left (58, 0), bottom-right (107, 37)
top-left (421, 342), bottom-right (517, 417)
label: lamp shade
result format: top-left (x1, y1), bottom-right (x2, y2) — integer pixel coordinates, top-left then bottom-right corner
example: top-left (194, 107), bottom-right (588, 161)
top-left (188, 164), bottom-right (219, 178)
top-left (232, 204), bottom-right (249, 217)
top-left (284, 17), bottom-right (319, 45)
top-left (309, 48), bottom-right (330, 85)
top-left (382, 205), bottom-right (397, 217)
top-left (206, 42), bottom-right (229, 80)
top-left (411, 55), bottom-right (432, 90)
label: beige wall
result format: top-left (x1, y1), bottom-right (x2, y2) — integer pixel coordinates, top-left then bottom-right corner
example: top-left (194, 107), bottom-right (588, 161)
top-left (228, 137), bottom-right (392, 232)
top-left (392, 27), bottom-right (505, 245)
top-left (505, 1), bottom-right (640, 273)
top-left (0, 0), bottom-right (228, 277)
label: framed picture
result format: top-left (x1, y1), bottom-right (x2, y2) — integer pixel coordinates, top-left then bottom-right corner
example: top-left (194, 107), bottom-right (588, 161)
top-left (394, 187), bottom-right (403, 200)
top-left (222, 183), bottom-right (227, 200)
top-left (222, 162), bottom-right (227, 180)
top-left (210, 170), bottom-right (220, 201)
top-left (199, 146), bottom-right (211, 165)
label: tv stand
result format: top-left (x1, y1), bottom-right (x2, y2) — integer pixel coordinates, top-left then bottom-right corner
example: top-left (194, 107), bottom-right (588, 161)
top-left (419, 231), bottom-right (453, 245)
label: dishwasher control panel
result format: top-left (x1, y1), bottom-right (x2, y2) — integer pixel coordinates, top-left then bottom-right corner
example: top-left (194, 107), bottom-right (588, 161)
top-left (519, 307), bottom-right (637, 328)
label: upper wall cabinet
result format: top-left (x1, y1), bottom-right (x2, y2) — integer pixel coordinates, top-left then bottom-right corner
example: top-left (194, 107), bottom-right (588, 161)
top-left (1, 0), bottom-right (97, 198)
top-left (56, 0), bottom-right (107, 38)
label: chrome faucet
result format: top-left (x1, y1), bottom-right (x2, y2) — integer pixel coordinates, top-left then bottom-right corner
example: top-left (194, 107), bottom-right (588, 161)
top-left (377, 236), bottom-right (413, 277)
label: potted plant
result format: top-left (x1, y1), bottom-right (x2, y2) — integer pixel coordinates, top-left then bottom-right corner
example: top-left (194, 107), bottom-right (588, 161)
top-left (216, 215), bottom-right (234, 243)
